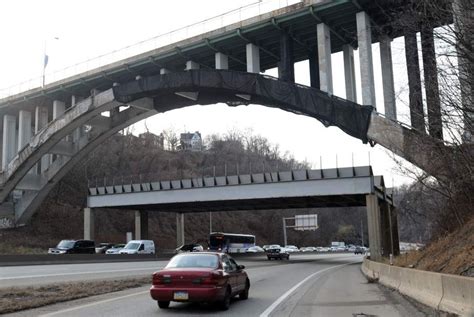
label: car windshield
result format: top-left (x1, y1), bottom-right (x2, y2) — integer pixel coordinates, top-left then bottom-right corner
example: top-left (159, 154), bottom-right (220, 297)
top-left (124, 243), bottom-right (140, 250)
top-left (57, 240), bottom-right (75, 248)
top-left (166, 254), bottom-right (218, 269)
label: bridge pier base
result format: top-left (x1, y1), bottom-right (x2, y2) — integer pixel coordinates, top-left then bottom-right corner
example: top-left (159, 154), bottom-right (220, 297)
top-left (84, 207), bottom-right (95, 241)
top-left (134, 210), bottom-right (148, 240)
top-left (176, 212), bottom-right (185, 247)
top-left (366, 194), bottom-right (382, 261)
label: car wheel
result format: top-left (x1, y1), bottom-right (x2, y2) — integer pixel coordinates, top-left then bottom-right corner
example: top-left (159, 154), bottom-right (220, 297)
top-left (220, 287), bottom-right (232, 310)
top-left (267, 256), bottom-right (271, 260)
top-left (157, 301), bottom-right (170, 309)
top-left (240, 279), bottom-right (250, 300)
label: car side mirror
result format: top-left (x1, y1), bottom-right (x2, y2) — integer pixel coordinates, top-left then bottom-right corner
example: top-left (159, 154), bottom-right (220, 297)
top-left (237, 265), bottom-right (245, 270)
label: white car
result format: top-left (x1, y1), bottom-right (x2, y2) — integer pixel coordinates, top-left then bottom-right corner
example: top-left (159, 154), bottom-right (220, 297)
top-left (285, 245), bottom-right (300, 253)
top-left (105, 244), bottom-right (125, 254)
top-left (246, 246), bottom-right (264, 253)
top-left (301, 247), bottom-right (316, 252)
top-left (119, 240), bottom-right (155, 254)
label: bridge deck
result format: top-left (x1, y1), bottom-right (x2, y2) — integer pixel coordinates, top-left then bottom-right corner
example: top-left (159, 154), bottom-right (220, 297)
top-left (87, 166), bottom-right (393, 212)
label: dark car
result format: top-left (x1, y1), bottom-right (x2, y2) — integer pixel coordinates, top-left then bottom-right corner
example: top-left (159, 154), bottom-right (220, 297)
top-left (175, 243), bottom-right (204, 253)
top-left (354, 246), bottom-right (365, 255)
top-left (150, 252), bottom-right (250, 310)
top-left (48, 240), bottom-right (95, 254)
top-left (266, 247), bottom-right (290, 260)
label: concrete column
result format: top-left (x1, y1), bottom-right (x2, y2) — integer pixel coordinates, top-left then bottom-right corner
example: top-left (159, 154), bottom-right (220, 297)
top-left (185, 61), bottom-right (200, 70)
top-left (176, 213), bottom-right (185, 247)
top-left (18, 111), bottom-right (32, 151)
top-left (453, 0), bottom-right (474, 142)
top-left (343, 44), bottom-right (357, 102)
top-left (317, 23), bottom-right (333, 94)
top-left (2, 115), bottom-right (17, 171)
top-left (308, 49), bottom-right (320, 89)
top-left (357, 12), bottom-right (376, 107)
top-left (380, 37), bottom-right (397, 120)
top-left (421, 26), bottom-right (443, 139)
top-left (278, 32), bottom-right (295, 83)
top-left (135, 210), bottom-right (149, 240)
top-left (246, 43), bottom-right (260, 73)
top-left (379, 201), bottom-right (392, 257)
top-left (366, 194), bottom-right (382, 261)
top-left (52, 100), bottom-right (66, 163)
top-left (389, 206), bottom-right (400, 256)
top-left (160, 68), bottom-right (171, 75)
top-left (405, 32), bottom-right (425, 132)
top-left (84, 207), bottom-right (95, 240)
top-left (215, 52), bottom-right (228, 70)
top-left (35, 106), bottom-right (50, 173)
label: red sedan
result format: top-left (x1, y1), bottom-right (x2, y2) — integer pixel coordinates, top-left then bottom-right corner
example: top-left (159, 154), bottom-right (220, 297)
top-left (150, 252), bottom-right (250, 310)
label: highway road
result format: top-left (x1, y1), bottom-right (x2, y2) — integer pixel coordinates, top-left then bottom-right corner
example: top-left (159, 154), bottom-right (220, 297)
top-left (4, 253), bottom-right (426, 317)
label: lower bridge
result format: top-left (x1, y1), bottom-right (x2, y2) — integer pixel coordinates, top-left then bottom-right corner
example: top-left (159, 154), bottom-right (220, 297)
top-left (87, 166), bottom-right (399, 261)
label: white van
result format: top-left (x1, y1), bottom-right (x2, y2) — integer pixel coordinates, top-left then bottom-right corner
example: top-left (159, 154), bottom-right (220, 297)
top-left (119, 240), bottom-right (155, 254)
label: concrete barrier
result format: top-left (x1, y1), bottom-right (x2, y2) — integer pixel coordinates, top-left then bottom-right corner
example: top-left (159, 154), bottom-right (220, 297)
top-left (362, 259), bottom-right (474, 316)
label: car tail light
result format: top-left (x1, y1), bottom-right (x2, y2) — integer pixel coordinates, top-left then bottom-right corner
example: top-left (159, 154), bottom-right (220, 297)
top-left (201, 272), bottom-right (222, 285)
top-left (153, 273), bottom-right (172, 285)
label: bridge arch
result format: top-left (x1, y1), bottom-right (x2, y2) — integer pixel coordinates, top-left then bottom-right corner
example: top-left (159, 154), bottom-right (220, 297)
top-left (0, 69), bottom-right (448, 226)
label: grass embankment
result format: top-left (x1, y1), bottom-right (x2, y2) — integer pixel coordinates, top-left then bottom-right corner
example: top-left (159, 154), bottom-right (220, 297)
top-left (0, 277), bottom-right (151, 314)
top-left (386, 216), bottom-right (474, 277)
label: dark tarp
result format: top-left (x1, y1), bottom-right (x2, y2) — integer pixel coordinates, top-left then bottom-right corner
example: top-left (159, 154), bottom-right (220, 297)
top-left (113, 70), bottom-right (373, 143)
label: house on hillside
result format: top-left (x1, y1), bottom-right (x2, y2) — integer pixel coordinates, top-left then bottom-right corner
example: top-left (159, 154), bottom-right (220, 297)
top-left (180, 131), bottom-right (202, 151)
top-left (138, 132), bottom-right (164, 149)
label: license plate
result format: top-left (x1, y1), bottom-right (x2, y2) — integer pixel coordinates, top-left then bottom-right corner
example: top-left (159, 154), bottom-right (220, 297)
top-left (174, 291), bottom-right (189, 301)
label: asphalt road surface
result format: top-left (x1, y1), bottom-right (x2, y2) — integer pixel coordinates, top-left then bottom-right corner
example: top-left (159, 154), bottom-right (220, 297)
top-left (5, 253), bottom-right (425, 317)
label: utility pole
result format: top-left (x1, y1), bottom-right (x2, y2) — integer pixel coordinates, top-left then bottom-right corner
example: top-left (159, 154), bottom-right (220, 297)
top-left (282, 218), bottom-right (287, 246)
top-left (209, 212), bottom-right (212, 234)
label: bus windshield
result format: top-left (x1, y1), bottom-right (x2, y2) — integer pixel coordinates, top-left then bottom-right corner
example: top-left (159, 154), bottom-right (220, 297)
top-left (209, 233), bottom-right (255, 253)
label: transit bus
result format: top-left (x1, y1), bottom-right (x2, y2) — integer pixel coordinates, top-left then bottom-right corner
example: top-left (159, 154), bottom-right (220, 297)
top-left (209, 232), bottom-right (256, 253)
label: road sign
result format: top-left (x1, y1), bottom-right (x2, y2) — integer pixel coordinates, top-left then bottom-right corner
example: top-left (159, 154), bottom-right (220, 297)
top-left (294, 214), bottom-right (318, 231)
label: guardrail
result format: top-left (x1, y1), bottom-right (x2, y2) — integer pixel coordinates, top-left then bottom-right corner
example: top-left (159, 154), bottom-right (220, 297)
top-left (0, 0), bottom-right (300, 99)
top-left (361, 258), bottom-right (474, 316)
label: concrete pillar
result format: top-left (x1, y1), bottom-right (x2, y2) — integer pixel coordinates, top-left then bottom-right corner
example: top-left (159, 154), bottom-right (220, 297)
top-left (52, 100), bottom-right (66, 163)
top-left (379, 201), bottom-right (392, 257)
top-left (421, 27), bottom-right (443, 139)
top-left (185, 61), bottom-right (200, 70)
top-left (356, 12), bottom-right (376, 107)
top-left (278, 32), bottom-right (295, 83)
top-left (18, 111), bottom-right (32, 151)
top-left (389, 206), bottom-right (400, 256)
top-left (135, 210), bottom-right (149, 240)
top-left (215, 52), bottom-right (228, 70)
top-left (246, 43), bottom-right (260, 73)
top-left (35, 106), bottom-right (50, 173)
top-left (452, 0), bottom-right (474, 142)
top-left (308, 49), bottom-right (320, 89)
top-left (317, 23), bottom-right (333, 94)
top-left (176, 212), bottom-right (185, 247)
top-left (343, 44), bottom-right (357, 102)
top-left (160, 68), bottom-right (171, 75)
top-left (366, 194), bottom-right (382, 261)
top-left (84, 208), bottom-right (95, 240)
top-left (405, 32), bottom-right (425, 132)
top-left (380, 37), bottom-right (397, 120)
top-left (2, 115), bottom-right (17, 171)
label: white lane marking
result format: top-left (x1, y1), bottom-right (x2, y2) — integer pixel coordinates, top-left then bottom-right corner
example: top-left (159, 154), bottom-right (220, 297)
top-left (0, 267), bottom-right (162, 281)
top-left (38, 290), bottom-right (149, 317)
top-left (259, 262), bottom-right (353, 317)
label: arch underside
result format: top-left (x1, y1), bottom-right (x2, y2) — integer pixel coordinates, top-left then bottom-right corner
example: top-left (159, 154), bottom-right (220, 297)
top-left (2, 70), bottom-right (374, 226)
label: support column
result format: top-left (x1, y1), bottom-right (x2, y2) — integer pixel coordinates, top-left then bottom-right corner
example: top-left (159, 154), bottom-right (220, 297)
top-left (160, 68), bottom-right (171, 75)
top-left (308, 49), bottom-right (320, 89)
top-left (405, 32), bottom-right (425, 132)
top-left (366, 194), bottom-right (382, 261)
top-left (278, 32), bottom-right (295, 83)
top-left (421, 27), bottom-right (443, 139)
top-left (176, 213), bottom-right (185, 247)
top-left (18, 111), bottom-right (32, 152)
top-left (379, 201), bottom-right (392, 257)
top-left (135, 210), bottom-right (149, 240)
top-left (343, 44), bottom-right (357, 102)
top-left (185, 61), bottom-right (200, 70)
top-left (84, 207), bottom-right (95, 240)
top-left (380, 37), bottom-right (397, 120)
top-left (389, 206), bottom-right (400, 256)
top-left (357, 11), bottom-right (376, 107)
top-left (215, 52), bottom-right (228, 70)
top-left (35, 106), bottom-right (50, 173)
top-left (246, 43), bottom-right (260, 73)
top-left (317, 23), bottom-right (333, 94)
top-left (52, 100), bottom-right (66, 163)
top-left (2, 115), bottom-right (17, 171)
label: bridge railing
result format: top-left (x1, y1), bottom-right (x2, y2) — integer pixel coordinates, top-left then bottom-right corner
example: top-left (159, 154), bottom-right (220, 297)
top-left (0, 0), bottom-right (301, 100)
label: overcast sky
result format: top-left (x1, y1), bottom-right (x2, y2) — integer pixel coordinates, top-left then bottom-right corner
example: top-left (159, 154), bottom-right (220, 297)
top-left (0, 0), bottom-right (420, 186)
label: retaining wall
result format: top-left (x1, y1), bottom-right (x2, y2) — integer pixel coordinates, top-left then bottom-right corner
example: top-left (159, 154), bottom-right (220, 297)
top-left (362, 258), bottom-right (474, 316)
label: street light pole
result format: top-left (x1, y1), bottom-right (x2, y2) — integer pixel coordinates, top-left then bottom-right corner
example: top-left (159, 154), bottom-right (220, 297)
top-left (282, 217), bottom-right (287, 247)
